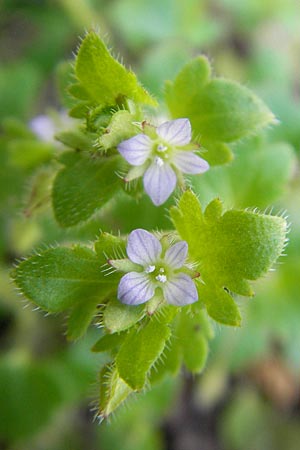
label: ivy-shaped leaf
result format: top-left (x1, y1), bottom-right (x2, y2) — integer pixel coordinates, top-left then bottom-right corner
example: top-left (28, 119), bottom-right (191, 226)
top-left (165, 56), bottom-right (276, 165)
top-left (74, 31), bottom-right (156, 110)
top-left (170, 191), bottom-right (287, 325)
top-left (52, 151), bottom-right (124, 227)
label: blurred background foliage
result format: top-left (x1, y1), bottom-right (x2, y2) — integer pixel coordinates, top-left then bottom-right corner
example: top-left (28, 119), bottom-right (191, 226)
top-left (0, 0), bottom-right (299, 449)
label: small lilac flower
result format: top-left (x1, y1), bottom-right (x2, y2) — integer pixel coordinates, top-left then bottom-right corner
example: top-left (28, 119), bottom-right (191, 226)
top-left (30, 112), bottom-right (73, 142)
top-left (30, 115), bottom-right (56, 142)
top-left (117, 118), bottom-right (209, 206)
top-left (116, 229), bottom-right (198, 307)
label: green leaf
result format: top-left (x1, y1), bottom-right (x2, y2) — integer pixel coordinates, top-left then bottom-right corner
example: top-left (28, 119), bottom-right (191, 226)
top-left (52, 152), bottom-right (123, 227)
top-left (165, 56), bottom-right (211, 109)
top-left (1, 117), bottom-right (35, 139)
top-left (224, 139), bottom-right (296, 208)
top-left (197, 283), bottom-right (241, 327)
top-left (55, 61), bottom-right (77, 109)
top-left (165, 56), bottom-right (276, 149)
top-left (75, 31), bottom-right (156, 108)
top-left (69, 102), bottom-right (90, 119)
top-left (55, 129), bottom-right (96, 152)
top-left (23, 167), bottom-right (56, 218)
top-left (67, 297), bottom-right (99, 340)
top-left (171, 191), bottom-right (287, 325)
top-left (92, 331), bottom-right (127, 353)
top-left (149, 334), bottom-right (181, 384)
top-left (99, 364), bottom-right (133, 419)
top-left (116, 316), bottom-right (171, 390)
top-left (13, 246), bottom-right (115, 313)
top-left (68, 82), bottom-right (90, 101)
top-left (98, 110), bottom-right (141, 151)
top-left (7, 139), bottom-right (54, 170)
top-left (192, 137), bottom-right (296, 208)
top-left (95, 231), bottom-right (126, 264)
top-left (201, 138), bottom-right (233, 166)
top-left (177, 307), bottom-right (211, 372)
top-left (103, 298), bottom-right (145, 334)
top-left (95, 232), bottom-right (126, 261)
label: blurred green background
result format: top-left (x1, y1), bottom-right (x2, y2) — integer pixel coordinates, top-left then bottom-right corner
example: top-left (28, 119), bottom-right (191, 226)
top-left (0, 1), bottom-right (300, 449)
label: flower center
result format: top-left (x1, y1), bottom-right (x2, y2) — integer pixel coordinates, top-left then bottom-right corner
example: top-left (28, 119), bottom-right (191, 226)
top-left (153, 142), bottom-right (170, 163)
top-left (157, 143), bottom-right (168, 153)
top-left (155, 273), bottom-right (167, 283)
top-left (144, 265), bottom-right (168, 283)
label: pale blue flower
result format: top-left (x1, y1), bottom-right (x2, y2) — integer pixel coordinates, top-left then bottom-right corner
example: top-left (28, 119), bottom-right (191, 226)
top-left (30, 115), bottom-right (56, 142)
top-left (117, 118), bottom-right (209, 206)
top-left (117, 229), bottom-right (198, 306)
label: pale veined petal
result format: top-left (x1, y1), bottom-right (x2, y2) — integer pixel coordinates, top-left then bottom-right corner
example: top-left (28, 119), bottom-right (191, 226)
top-left (143, 160), bottom-right (177, 206)
top-left (163, 273), bottom-right (198, 306)
top-left (156, 118), bottom-right (191, 146)
top-left (117, 134), bottom-right (152, 166)
top-left (172, 151), bottom-right (210, 174)
top-left (127, 229), bottom-right (162, 265)
top-left (118, 272), bottom-right (155, 305)
top-left (164, 241), bottom-right (188, 269)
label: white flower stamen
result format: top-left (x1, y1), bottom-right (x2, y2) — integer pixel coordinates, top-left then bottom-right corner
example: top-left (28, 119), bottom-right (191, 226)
top-left (156, 274), bottom-right (167, 283)
top-left (155, 156), bottom-right (164, 167)
top-left (159, 268), bottom-right (165, 273)
top-left (145, 265), bottom-right (156, 273)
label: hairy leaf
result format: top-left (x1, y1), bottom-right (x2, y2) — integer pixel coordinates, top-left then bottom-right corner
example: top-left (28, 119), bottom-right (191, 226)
top-left (52, 152), bottom-right (123, 227)
top-left (171, 191), bottom-right (287, 325)
top-left (13, 246), bottom-right (115, 313)
top-left (177, 307), bottom-right (212, 373)
top-left (98, 364), bottom-right (133, 419)
top-left (98, 110), bottom-right (141, 151)
top-left (103, 298), bottom-right (145, 334)
top-left (67, 297), bottom-right (100, 340)
top-left (92, 332), bottom-right (127, 353)
top-left (165, 57), bottom-right (276, 163)
top-left (75, 31), bottom-right (156, 108)
top-left (116, 316), bottom-right (171, 390)
top-left (55, 130), bottom-right (96, 152)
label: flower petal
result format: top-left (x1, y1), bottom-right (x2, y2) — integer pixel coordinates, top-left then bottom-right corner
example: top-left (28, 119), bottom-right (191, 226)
top-left (173, 151), bottom-right (210, 174)
top-left (143, 161), bottom-right (177, 206)
top-left (117, 134), bottom-right (152, 166)
top-left (127, 229), bottom-right (162, 265)
top-left (164, 241), bottom-right (188, 269)
top-left (118, 272), bottom-right (155, 305)
top-left (163, 273), bottom-right (198, 306)
top-left (156, 118), bottom-right (191, 146)
top-left (30, 115), bottom-right (56, 142)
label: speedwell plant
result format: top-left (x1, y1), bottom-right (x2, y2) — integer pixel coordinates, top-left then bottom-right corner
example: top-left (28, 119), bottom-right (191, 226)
top-left (13, 31), bottom-right (288, 420)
